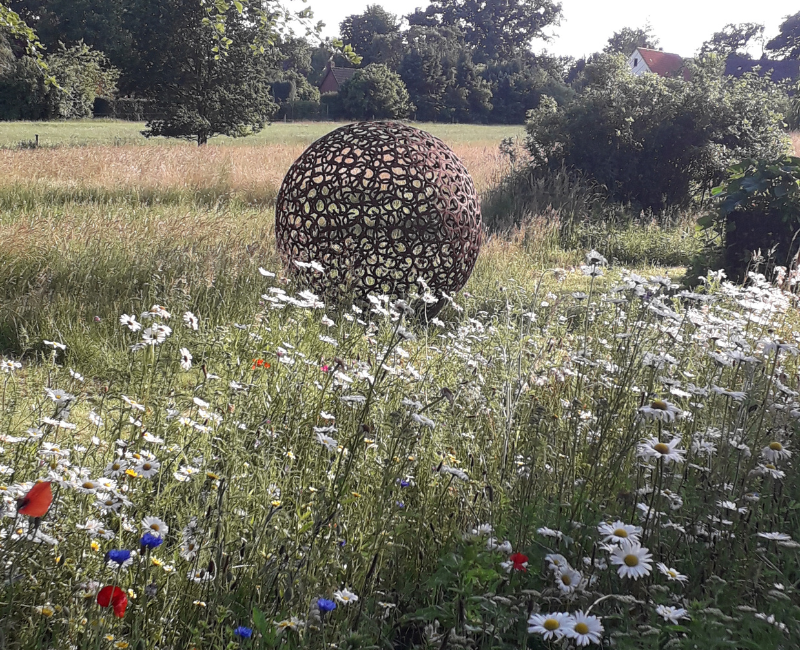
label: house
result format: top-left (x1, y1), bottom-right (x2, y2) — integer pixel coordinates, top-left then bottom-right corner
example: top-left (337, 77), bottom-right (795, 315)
top-left (628, 47), bottom-right (688, 79)
top-left (724, 54), bottom-right (800, 84)
top-left (319, 62), bottom-right (358, 94)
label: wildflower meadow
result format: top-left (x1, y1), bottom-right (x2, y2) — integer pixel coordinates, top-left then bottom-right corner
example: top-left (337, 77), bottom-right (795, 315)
top-left (2, 246), bottom-right (800, 649)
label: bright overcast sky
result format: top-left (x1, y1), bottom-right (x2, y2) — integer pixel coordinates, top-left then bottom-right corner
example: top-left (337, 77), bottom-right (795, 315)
top-left (307, 0), bottom-right (795, 59)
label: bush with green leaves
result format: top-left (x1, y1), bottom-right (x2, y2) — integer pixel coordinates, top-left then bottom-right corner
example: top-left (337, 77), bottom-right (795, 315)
top-left (699, 156), bottom-right (800, 280)
top-left (526, 54), bottom-right (789, 211)
top-left (338, 63), bottom-right (414, 120)
top-left (45, 42), bottom-right (119, 119)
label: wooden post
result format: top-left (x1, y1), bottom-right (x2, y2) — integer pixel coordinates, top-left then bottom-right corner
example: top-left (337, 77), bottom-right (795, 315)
top-left (35, 134), bottom-right (39, 148)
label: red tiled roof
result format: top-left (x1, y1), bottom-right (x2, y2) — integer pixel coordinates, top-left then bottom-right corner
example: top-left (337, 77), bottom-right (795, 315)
top-left (636, 48), bottom-right (685, 77)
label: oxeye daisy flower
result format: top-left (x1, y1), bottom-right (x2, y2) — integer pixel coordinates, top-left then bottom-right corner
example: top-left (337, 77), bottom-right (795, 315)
top-left (527, 612), bottom-right (571, 640)
top-left (637, 436), bottom-right (685, 464)
top-left (45, 388), bottom-right (73, 406)
top-left (757, 532), bottom-right (792, 541)
top-left (333, 588), bottom-right (358, 605)
top-left (183, 311), bottom-right (199, 330)
top-left (655, 604), bottom-right (689, 624)
top-left (316, 432), bottom-right (338, 452)
top-left (555, 567), bottom-right (582, 594)
top-left (179, 348), bottom-right (192, 371)
top-left (564, 611), bottom-right (603, 646)
top-left (1, 358), bottom-right (22, 373)
top-left (141, 516), bottom-right (168, 538)
top-left (598, 521), bottom-right (642, 544)
top-left (275, 617), bottom-right (303, 633)
top-left (104, 460), bottom-right (128, 478)
top-left (545, 553), bottom-right (570, 573)
top-left (638, 399), bottom-right (681, 423)
top-left (761, 441), bottom-right (791, 462)
top-left (134, 459), bottom-right (160, 479)
top-left (656, 562), bottom-right (688, 583)
top-left (609, 539), bottom-right (653, 580)
top-left (119, 314), bottom-right (141, 332)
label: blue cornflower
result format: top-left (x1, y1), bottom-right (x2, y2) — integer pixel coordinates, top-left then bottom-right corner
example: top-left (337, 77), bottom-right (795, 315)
top-left (234, 626), bottom-right (253, 639)
top-left (140, 532), bottom-right (163, 549)
top-left (317, 598), bottom-right (337, 613)
top-left (105, 549), bottom-right (132, 565)
top-left (396, 501), bottom-right (405, 509)
top-left (399, 479), bottom-right (410, 488)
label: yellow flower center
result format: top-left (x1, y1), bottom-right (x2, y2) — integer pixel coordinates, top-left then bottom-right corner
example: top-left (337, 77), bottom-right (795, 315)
top-left (769, 442), bottom-right (783, 451)
top-left (654, 443), bottom-right (670, 454)
top-left (82, 481), bottom-right (95, 489)
top-left (765, 463), bottom-right (776, 470)
top-left (624, 554), bottom-right (639, 567)
top-left (575, 622), bottom-right (589, 635)
top-left (613, 528), bottom-right (628, 538)
top-left (560, 574), bottom-right (572, 586)
top-left (149, 524), bottom-right (160, 532)
top-left (112, 463), bottom-right (121, 470)
top-left (142, 463), bottom-right (152, 471)
top-left (651, 399), bottom-right (668, 410)
top-left (543, 619), bottom-right (560, 631)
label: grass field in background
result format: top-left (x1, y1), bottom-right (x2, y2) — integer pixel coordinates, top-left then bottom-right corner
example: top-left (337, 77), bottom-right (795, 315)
top-left (0, 119), bottom-right (525, 148)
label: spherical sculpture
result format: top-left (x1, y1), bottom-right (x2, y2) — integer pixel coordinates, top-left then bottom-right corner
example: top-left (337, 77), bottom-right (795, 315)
top-left (275, 121), bottom-right (482, 301)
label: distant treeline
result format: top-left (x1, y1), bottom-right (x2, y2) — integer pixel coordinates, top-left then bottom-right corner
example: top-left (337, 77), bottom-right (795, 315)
top-left (2, 2), bottom-right (799, 141)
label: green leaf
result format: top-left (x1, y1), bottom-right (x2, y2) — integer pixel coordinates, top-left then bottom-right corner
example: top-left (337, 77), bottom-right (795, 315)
top-left (253, 607), bottom-right (268, 635)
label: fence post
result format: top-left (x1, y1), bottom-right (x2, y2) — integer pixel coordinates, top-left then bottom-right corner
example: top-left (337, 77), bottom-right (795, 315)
top-left (35, 134), bottom-right (39, 148)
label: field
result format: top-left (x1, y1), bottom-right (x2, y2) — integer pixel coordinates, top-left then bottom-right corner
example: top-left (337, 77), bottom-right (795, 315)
top-left (1, 120), bottom-right (799, 650)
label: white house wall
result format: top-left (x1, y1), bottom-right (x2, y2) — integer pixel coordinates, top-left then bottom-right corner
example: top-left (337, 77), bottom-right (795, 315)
top-left (628, 50), bottom-right (651, 76)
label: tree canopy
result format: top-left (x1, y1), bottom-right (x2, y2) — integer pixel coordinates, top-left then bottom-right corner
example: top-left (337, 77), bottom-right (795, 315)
top-left (766, 11), bottom-right (800, 60)
top-left (603, 25), bottom-right (659, 55)
top-left (700, 22), bottom-right (764, 57)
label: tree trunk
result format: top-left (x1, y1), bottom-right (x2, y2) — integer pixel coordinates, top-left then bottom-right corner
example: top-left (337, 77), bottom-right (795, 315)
top-left (197, 133), bottom-right (208, 146)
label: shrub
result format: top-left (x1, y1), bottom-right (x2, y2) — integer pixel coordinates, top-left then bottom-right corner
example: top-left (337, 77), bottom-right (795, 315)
top-left (526, 54), bottom-right (789, 210)
top-left (699, 155), bottom-right (800, 280)
top-left (45, 42), bottom-right (119, 119)
top-left (337, 63), bottom-right (414, 120)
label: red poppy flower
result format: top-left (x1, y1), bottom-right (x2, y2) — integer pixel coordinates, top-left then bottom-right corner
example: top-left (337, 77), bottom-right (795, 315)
top-left (17, 481), bottom-right (53, 518)
top-left (510, 552), bottom-right (529, 571)
top-left (97, 585), bottom-right (128, 618)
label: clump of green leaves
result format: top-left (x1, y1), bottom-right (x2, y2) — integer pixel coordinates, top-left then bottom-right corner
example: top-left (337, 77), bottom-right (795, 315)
top-left (700, 156), bottom-right (800, 280)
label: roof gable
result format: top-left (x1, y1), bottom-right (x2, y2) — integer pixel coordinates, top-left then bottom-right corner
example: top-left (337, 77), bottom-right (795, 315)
top-left (331, 67), bottom-right (357, 84)
top-left (635, 47), bottom-right (685, 77)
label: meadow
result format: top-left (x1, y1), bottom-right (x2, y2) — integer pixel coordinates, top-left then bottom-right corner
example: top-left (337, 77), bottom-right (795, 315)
top-left (1, 120), bottom-right (799, 649)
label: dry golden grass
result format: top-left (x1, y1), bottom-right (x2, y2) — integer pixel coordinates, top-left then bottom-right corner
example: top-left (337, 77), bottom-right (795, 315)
top-left (791, 131), bottom-right (800, 157)
top-left (0, 142), bottom-right (510, 200)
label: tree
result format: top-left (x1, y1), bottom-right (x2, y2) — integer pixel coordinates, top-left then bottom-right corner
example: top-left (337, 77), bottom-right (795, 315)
top-left (46, 42), bottom-right (119, 118)
top-left (339, 5), bottom-right (399, 66)
top-left (526, 54), bottom-right (789, 210)
top-left (700, 22), bottom-right (764, 56)
top-left (337, 64), bottom-right (413, 120)
top-left (141, 0), bottom-right (279, 145)
top-left (766, 11), bottom-right (800, 60)
top-left (411, 0), bottom-right (562, 62)
top-left (604, 24), bottom-right (659, 55)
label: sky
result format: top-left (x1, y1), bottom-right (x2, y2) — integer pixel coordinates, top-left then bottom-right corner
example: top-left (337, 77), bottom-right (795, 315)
top-left (307, 0), bottom-right (795, 59)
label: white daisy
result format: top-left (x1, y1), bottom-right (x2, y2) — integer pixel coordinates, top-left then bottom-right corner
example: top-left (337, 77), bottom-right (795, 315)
top-left (609, 539), bottom-right (653, 580)
top-left (333, 588), bottom-right (358, 604)
top-left (757, 532), bottom-right (792, 542)
top-left (761, 442), bottom-right (791, 462)
top-left (527, 612), bottom-right (571, 640)
top-left (638, 399), bottom-right (681, 423)
top-left (545, 553), bottom-right (570, 573)
top-left (180, 348), bottom-right (193, 371)
top-left (316, 432), bottom-right (338, 452)
top-left (134, 459), bottom-right (161, 479)
top-left (555, 567), bottom-right (582, 594)
top-left (120, 314), bottom-right (142, 331)
top-left (141, 516), bottom-right (169, 538)
top-left (598, 521), bottom-right (642, 544)
top-left (655, 604), bottom-right (689, 625)
top-left (183, 311), bottom-right (199, 330)
top-left (564, 611), bottom-right (603, 646)
top-left (637, 436), bottom-right (685, 464)
top-left (656, 562), bottom-right (688, 583)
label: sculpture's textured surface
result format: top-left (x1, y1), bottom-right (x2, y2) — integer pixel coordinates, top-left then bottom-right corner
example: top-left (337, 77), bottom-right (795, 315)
top-left (275, 121), bottom-right (482, 300)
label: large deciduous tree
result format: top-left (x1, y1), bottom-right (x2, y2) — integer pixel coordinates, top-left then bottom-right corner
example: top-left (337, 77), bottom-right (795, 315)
top-left (140, 0), bottom-right (279, 145)
top-left (603, 25), bottom-right (659, 55)
top-left (410, 0), bottom-right (562, 62)
top-left (766, 11), bottom-right (800, 60)
top-left (339, 5), bottom-right (399, 66)
top-left (700, 22), bottom-right (764, 57)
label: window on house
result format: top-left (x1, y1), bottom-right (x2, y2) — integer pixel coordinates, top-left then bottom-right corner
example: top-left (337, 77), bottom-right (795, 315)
top-left (634, 58), bottom-right (639, 67)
